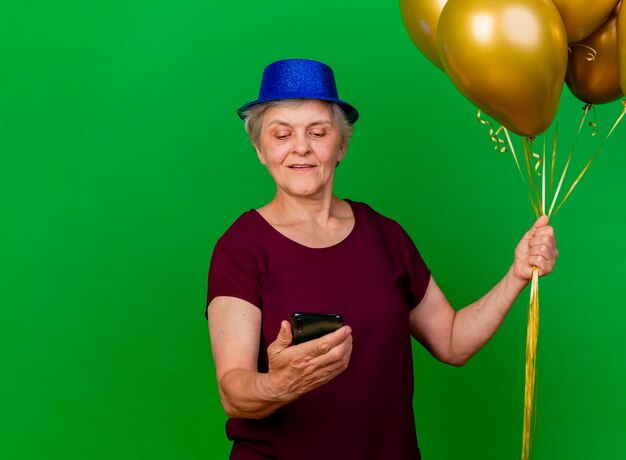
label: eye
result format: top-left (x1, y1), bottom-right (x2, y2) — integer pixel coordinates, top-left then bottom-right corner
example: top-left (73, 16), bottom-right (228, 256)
top-left (310, 131), bottom-right (326, 138)
top-left (275, 132), bottom-right (290, 140)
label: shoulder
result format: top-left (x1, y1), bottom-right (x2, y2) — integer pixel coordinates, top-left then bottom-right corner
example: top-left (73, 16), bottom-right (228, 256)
top-left (209, 210), bottom-right (268, 276)
top-left (218, 210), bottom-right (263, 242)
top-left (348, 199), bottom-right (425, 261)
top-left (347, 199), bottom-right (405, 234)
top-left (207, 211), bottom-right (267, 311)
top-left (213, 209), bottom-right (268, 257)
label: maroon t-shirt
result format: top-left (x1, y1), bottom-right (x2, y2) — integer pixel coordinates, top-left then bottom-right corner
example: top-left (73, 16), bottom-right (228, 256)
top-left (207, 200), bottom-right (431, 460)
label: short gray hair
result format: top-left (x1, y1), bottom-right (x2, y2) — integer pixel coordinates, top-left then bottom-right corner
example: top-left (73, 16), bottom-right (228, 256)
top-left (241, 99), bottom-right (354, 148)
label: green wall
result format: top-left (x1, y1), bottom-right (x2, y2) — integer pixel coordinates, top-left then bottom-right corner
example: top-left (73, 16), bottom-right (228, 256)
top-left (2, 1), bottom-right (624, 459)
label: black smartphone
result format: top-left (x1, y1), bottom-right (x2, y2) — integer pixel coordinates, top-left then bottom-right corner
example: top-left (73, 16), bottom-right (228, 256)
top-left (291, 312), bottom-right (343, 345)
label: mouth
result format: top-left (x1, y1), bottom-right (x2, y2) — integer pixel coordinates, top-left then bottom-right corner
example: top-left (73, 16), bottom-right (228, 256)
top-left (288, 164), bottom-right (316, 170)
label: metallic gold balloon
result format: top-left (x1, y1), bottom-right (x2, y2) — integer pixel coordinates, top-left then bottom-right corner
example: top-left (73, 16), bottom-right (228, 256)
top-left (400, 0), bottom-right (448, 70)
top-left (620, 2), bottom-right (626, 93)
top-left (438, 0), bottom-right (568, 137)
top-left (566, 14), bottom-right (623, 104)
top-left (551, 0), bottom-right (619, 43)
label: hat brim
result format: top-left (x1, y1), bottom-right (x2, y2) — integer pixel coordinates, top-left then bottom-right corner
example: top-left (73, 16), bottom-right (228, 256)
top-left (237, 97), bottom-right (359, 124)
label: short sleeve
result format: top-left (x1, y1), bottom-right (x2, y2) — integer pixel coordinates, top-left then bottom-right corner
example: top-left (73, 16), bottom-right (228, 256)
top-left (206, 235), bottom-right (263, 316)
top-left (399, 226), bottom-right (431, 308)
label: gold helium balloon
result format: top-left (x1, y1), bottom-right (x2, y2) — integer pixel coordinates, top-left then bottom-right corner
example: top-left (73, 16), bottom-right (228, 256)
top-left (566, 14), bottom-right (623, 104)
top-left (438, 0), bottom-right (568, 137)
top-left (551, 0), bottom-right (620, 43)
top-left (400, 0), bottom-right (448, 70)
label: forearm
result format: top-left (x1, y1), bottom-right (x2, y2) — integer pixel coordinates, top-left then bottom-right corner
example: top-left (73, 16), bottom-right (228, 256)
top-left (449, 265), bottom-right (528, 365)
top-left (218, 368), bottom-right (292, 419)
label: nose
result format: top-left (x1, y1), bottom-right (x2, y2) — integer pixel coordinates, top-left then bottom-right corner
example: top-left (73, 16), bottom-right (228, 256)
top-left (292, 132), bottom-right (311, 156)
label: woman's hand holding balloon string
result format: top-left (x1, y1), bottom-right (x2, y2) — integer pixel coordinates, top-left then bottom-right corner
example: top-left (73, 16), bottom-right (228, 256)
top-left (512, 215), bottom-right (558, 282)
top-left (409, 216), bottom-right (558, 367)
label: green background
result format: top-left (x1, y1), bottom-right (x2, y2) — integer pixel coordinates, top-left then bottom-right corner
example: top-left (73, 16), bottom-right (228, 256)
top-left (2, 1), bottom-right (625, 459)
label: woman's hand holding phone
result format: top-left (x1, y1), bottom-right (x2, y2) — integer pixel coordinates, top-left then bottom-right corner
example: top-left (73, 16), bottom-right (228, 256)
top-left (260, 319), bottom-right (352, 403)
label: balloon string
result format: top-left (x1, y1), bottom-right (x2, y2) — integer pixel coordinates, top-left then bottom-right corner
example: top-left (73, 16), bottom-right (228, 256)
top-left (552, 99), bottom-right (626, 215)
top-left (547, 104), bottom-right (590, 216)
top-left (522, 267), bottom-right (540, 460)
top-left (532, 146), bottom-right (542, 177)
top-left (475, 111), bottom-right (523, 183)
top-left (568, 44), bottom-right (597, 62)
top-left (520, 100), bottom-right (625, 459)
top-left (523, 137), bottom-right (542, 218)
top-left (588, 105), bottom-right (598, 138)
top-left (503, 127), bottom-right (525, 182)
top-left (522, 140), bottom-right (538, 217)
top-left (499, 101), bottom-right (624, 460)
top-left (606, 99), bottom-right (626, 139)
top-left (477, 110), bottom-right (508, 153)
top-left (477, 111), bottom-right (535, 210)
top-left (542, 137), bottom-right (546, 216)
top-left (520, 136), bottom-right (544, 460)
top-left (549, 125), bottom-right (558, 194)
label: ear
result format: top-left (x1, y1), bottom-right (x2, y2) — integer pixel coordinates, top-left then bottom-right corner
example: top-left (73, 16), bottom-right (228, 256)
top-left (338, 140), bottom-right (349, 162)
top-left (254, 144), bottom-right (267, 165)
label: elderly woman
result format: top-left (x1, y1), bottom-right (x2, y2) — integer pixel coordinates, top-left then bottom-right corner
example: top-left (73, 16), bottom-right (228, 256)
top-left (206, 59), bottom-right (557, 460)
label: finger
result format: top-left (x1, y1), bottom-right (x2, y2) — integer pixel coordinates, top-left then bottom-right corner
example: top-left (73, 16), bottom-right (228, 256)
top-left (529, 240), bottom-right (556, 259)
top-left (308, 341), bottom-right (353, 380)
top-left (529, 233), bottom-right (557, 252)
top-left (528, 254), bottom-right (548, 266)
top-left (530, 240), bottom-right (559, 260)
top-left (316, 354), bottom-right (352, 382)
top-left (531, 215), bottom-right (550, 229)
top-left (279, 320), bottom-right (293, 344)
top-left (518, 218), bottom-right (551, 249)
top-left (302, 359), bottom-right (351, 392)
top-left (529, 234), bottom-right (555, 247)
top-left (300, 326), bottom-right (352, 357)
top-left (288, 338), bottom-right (353, 391)
top-left (529, 243), bottom-right (552, 258)
top-left (519, 216), bottom-right (550, 243)
top-left (532, 225), bottom-right (555, 237)
top-left (308, 336), bottom-right (353, 371)
top-left (528, 255), bottom-right (554, 275)
top-left (532, 228), bottom-right (556, 247)
top-left (267, 320), bottom-right (292, 355)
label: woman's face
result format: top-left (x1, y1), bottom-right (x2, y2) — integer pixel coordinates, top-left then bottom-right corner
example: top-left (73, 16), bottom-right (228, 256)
top-left (255, 99), bottom-right (346, 200)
